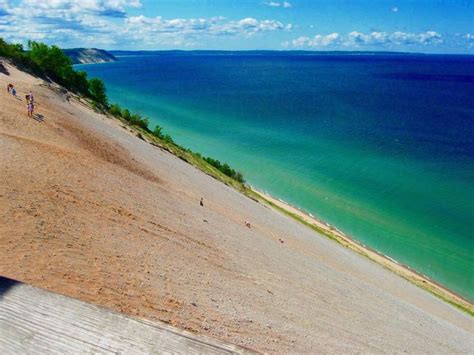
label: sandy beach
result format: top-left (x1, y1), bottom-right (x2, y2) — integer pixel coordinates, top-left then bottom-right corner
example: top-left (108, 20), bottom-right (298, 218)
top-left (0, 60), bottom-right (473, 353)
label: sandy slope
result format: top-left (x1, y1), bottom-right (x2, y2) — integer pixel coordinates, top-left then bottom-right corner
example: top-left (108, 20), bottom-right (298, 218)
top-left (0, 60), bottom-right (472, 353)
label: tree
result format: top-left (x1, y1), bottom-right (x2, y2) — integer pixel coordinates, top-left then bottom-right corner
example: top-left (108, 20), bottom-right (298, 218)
top-left (66, 69), bottom-right (89, 95)
top-left (153, 125), bottom-right (163, 138)
top-left (234, 171), bottom-right (245, 183)
top-left (26, 41), bottom-right (89, 95)
top-left (0, 38), bottom-right (40, 74)
top-left (28, 41), bottom-right (72, 82)
top-left (127, 113), bottom-right (150, 131)
top-left (122, 108), bottom-right (131, 121)
top-left (0, 39), bottom-right (24, 59)
top-left (138, 116), bottom-right (150, 131)
top-left (162, 134), bottom-right (174, 143)
top-left (109, 104), bottom-right (122, 117)
top-left (88, 78), bottom-right (108, 108)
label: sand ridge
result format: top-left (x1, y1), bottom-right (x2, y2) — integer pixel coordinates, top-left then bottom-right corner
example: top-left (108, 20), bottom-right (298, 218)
top-left (0, 60), bottom-right (473, 353)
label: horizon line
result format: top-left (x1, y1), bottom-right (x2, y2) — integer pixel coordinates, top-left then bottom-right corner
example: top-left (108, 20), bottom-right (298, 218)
top-left (66, 48), bottom-right (474, 56)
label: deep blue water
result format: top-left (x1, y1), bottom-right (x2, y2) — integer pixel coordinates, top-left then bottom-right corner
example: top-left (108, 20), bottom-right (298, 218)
top-left (79, 53), bottom-right (474, 300)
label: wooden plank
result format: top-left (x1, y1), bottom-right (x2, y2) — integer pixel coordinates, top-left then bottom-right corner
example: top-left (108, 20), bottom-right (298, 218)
top-left (0, 277), bottom-right (251, 354)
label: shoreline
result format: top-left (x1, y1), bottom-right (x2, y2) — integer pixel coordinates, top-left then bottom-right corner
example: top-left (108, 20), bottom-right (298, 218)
top-left (251, 188), bottom-right (474, 315)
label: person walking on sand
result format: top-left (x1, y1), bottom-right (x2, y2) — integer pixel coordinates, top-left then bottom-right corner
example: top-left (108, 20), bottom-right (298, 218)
top-left (27, 96), bottom-right (34, 117)
top-left (11, 86), bottom-right (16, 97)
top-left (7, 83), bottom-right (12, 93)
top-left (200, 198), bottom-right (204, 207)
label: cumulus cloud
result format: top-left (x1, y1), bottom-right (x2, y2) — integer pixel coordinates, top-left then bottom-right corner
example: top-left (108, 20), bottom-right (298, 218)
top-left (464, 34), bottom-right (474, 47)
top-left (345, 30), bottom-right (443, 47)
top-left (0, 0), bottom-right (134, 45)
top-left (265, 1), bottom-right (292, 8)
top-left (284, 30), bottom-right (443, 49)
top-left (0, 1), bottom-right (291, 48)
top-left (16, 0), bottom-right (142, 18)
top-left (391, 7), bottom-right (399, 13)
top-left (124, 16), bottom-right (291, 42)
top-left (285, 33), bottom-right (340, 48)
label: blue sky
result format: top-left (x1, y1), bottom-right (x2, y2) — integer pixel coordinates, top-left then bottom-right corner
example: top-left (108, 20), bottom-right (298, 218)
top-left (0, 0), bottom-right (473, 53)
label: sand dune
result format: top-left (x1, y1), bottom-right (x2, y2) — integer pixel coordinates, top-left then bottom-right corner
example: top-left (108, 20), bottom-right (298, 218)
top-left (0, 60), bottom-right (472, 353)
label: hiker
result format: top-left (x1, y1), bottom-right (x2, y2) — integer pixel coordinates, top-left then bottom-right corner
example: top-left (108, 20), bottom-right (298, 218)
top-left (7, 83), bottom-right (12, 93)
top-left (27, 97), bottom-right (34, 117)
top-left (200, 198), bottom-right (204, 207)
top-left (245, 220), bottom-right (251, 228)
top-left (26, 91), bottom-right (34, 104)
top-left (25, 91), bottom-right (35, 117)
top-left (11, 86), bottom-right (16, 97)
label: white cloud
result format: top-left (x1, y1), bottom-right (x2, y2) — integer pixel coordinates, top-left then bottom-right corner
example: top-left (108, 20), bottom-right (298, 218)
top-left (0, 1), bottom-right (291, 48)
top-left (16, 0), bottom-right (141, 17)
top-left (265, 1), bottom-right (291, 8)
top-left (289, 33), bottom-right (340, 48)
top-left (239, 17), bottom-right (259, 27)
top-left (124, 15), bottom-right (290, 42)
top-left (391, 7), bottom-right (399, 13)
top-left (390, 31), bottom-right (442, 45)
top-left (464, 34), bottom-right (474, 47)
top-left (285, 30), bottom-right (443, 49)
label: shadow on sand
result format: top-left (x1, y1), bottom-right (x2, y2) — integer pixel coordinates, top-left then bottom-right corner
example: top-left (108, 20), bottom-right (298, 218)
top-left (33, 113), bottom-right (45, 122)
top-left (0, 63), bottom-right (9, 76)
top-left (0, 276), bottom-right (19, 300)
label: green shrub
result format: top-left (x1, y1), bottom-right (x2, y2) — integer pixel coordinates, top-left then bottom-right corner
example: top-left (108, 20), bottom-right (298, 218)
top-left (109, 103), bottom-right (122, 117)
top-left (28, 41), bottom-right (71, 81)
top-left (162, 134), bottom-right (174, 144)
top-left (67, 70), bottom-right (89, 94)
top-left (203, 157), bottom-right (245, 183)
top-left (27, 41), bottom-right (90, 96)
top-left (0, 39), bottom-right (40, 74)
top-left (152, 125), bottom-right (163, 138)
top-left (128, 113), bottom-right (150, 131)
top-left (88, 78), bottom-right (108, 109)
top-left (121, 108), bottom-right (131, 121)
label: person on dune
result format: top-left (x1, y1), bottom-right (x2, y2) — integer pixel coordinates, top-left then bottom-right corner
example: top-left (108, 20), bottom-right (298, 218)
top-left (26, 93), bottom-right (34, 117)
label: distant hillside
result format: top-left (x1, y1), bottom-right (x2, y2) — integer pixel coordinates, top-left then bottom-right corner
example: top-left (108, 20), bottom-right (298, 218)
top-left (63, 48), bottom-right (116, 64)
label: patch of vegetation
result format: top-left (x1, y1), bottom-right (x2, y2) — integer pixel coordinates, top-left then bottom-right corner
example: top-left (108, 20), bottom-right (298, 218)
top-left (107, 103), bottom-right (246, 183)
top-left (0, 38), bottom-right (105, 109)
top-left (0, 38), bottom-right (40, 74)
top-left (88, 77), bottom-right (108, 109)
top-left (203, 157), bottom-right (245, 183)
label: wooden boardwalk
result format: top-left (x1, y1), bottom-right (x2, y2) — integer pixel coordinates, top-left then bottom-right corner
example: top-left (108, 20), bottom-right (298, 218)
top-left (0, 276), bottom-right (250, 354)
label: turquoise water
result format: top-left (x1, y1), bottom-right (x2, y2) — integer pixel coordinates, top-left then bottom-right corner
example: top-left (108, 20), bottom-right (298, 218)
top-left (79, 53), bottom-right (474, 300)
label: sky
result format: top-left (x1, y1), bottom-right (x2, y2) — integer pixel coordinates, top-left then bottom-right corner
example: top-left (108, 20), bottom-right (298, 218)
top-left (0, 0), bottom-right (473, 53)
